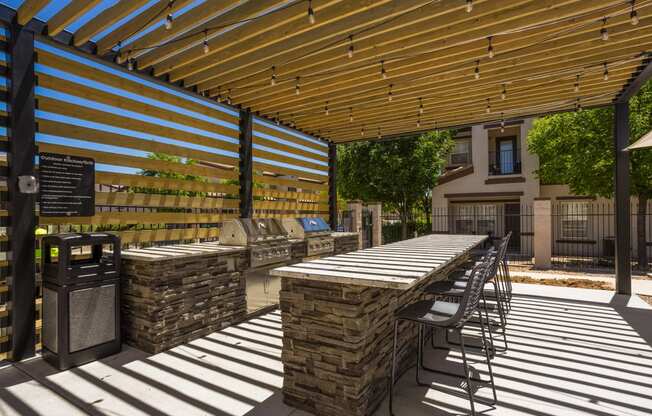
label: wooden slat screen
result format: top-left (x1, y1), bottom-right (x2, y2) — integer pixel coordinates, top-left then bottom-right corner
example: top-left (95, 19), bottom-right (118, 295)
top-left (34, 40), bottom-right (241, 246)
top-left (0, 25), bottom-right (9, 361)
top-left (252, 117), bottom-right (329, 219)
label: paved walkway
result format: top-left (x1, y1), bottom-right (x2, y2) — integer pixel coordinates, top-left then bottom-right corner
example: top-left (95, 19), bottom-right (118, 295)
top-left (1, 284), bottom-right (651, 416)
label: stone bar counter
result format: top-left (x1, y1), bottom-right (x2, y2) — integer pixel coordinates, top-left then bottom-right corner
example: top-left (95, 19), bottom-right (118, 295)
top-left (120, 242), bottom-right (247, 354)
top-left (270, 234), bottom-right (487, 416)
top-left (331, 231), bottom-right (361, 254)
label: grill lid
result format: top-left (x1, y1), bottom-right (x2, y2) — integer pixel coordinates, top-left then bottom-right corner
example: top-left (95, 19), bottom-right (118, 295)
top-left (298, 217), bottom-right (331, 233)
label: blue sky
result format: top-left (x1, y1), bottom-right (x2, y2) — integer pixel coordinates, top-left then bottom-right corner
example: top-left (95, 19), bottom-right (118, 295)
top-left (0, 20), bottom-right (328, 179)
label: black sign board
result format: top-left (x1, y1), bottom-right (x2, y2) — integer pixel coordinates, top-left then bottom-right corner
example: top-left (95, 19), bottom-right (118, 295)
top-left (39, 152), bottom-right (95, 217)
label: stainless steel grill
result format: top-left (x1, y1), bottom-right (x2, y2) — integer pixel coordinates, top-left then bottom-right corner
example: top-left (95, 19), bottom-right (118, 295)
top-left (282, 217), bottom-right (334, 257)
top-left (220, 218), bottom-right (291, 268)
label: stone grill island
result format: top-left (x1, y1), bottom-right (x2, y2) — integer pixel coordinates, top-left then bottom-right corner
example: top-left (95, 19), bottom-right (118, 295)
top-left (270, 234), bottom-right (487, 416)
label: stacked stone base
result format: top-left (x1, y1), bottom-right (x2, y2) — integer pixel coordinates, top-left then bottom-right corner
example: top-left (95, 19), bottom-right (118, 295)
top-left (333, 233), bottom-right (360, 254)
top-left (278, 255), bottom-right (467, 416)
top-left (121, 250), bottom-right (248, 354)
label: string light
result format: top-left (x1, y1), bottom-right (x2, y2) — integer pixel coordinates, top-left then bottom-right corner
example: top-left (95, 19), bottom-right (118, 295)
top-left (165, 2), bottom-right (174, 31)
top-left (377, 127), bottom-right (381, 139)
top-left (486, 98), bottom-right (491, 113)
top-left (501, 84), bottom-right (507, 100)
top-left (127, 57), bottom-right (135, 71)
top-left (226, 89), bottom-right (232, 105)
top-left (295, 76), bottom-right (301, 95)
top-left (500, 113), bottom-right (505, 133)
top-left (325, 101), bottom-right (329, 115)
top-left (631, 1), bottom-right (639, 25)
top-left (270, 66), bottom-right (277, 86)
top-left (202, 30), bottom-right (210, 54)
top-left (574, 74), bottom-right (580, 92)
top-left (276, 112), bottom-right (280, 125)
top-left (600, 18), bottom-right (609, 41)
top-left (308, 0), bottom-right (315, 24)
top-left (416, 116), bottom-right (421, 128)
top-left (349, 107), bottom-right (353, 122)
top-left (361, 127), bottom-right (365, 137)
top-left (380, 60), bottom-right (387, 79)
top-left (576, 97), bottom-right (582, 112)
top-left (603, 63), bottom-right (609, 81)
top-left (388, 84), bottom-right (393, 102)
top-left (466, 0), bottom-right (473, 13)
top-left (474, 60), bottom-right (480, 79)
top-left (419, 97), bottom-right (424, 114)
top-left (347, 35), bottom-right (354, 58)
top-left (216, 86), bottom-right (222, 102)
top-left (487, 37), bottom-right (494, 58)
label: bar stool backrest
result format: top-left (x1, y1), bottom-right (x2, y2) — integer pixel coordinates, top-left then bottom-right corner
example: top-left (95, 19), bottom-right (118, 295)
top-left (451, 248), bottom-right (497, 328)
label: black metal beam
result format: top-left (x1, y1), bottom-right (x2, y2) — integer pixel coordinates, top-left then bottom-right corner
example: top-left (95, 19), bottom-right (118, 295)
top-left (328, 142), bottom-right (337, 230)
top-left (614, 101), bottom-right (631, 295)
top-left (239, 109), bottom-right (253, 219)
top-left (8, 24), bottom-right (37, 361)
top-left (616, 56), bottom-right (652, 103)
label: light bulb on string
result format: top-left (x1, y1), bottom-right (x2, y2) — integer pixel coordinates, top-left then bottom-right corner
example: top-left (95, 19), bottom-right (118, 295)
top-left (325, 102), bottom-right (329, 116)
top-left (500, 113), bottom-right (505, 133)
top-left (276, 112), bottom-right (280, 126)
top-left (347, 35), bottom-right (354, 58)
top-left (416, 117), bottom-right (421, 128)
top-left (419, 97), bottom-right (424, 115)
top-left (601, 18), bottom-right (609, 41)
top-left (308, 0), bottom-right (315, 24)
top-left (165, 14), bottom-right (173, 30)
top-left (486, 98), bottom-right (491, 113)
top-left (501, 84), bottom-right (506, 100)
top-left (361, 127), bottom-right (365, 137)
top-left (576, 98), bottom-right (582, 112)
top-left (487, 37), bottom-right (494, 59)
top-left (226, 90), bottom-right (232, 105)
top-left (127, 56), bottom-right (135, 71)
top-left (216, 86), bottom-right (222, 102)
top-left (349, 107), bottom-right (353, 123)
top-left (377, 127), bottom-right (381, 139)
top-left (631, 1), bottom-right (639, 25)
top-left (295, 77), bottom-right (301, 95)
top-left (270, 66), bottom-right (276, 86)
top-left (388, 84), bottom-right (393, 102)
top-left (574, 74), bottom-right (580, 92)
top-left (474, 60), bottom-right (480, 79)
top-left (380, 60), bottom-right (387, 79)
top-left (466, 0), bottom-right (473, 13)
top-left (603, 63), bottom-right (609, 81)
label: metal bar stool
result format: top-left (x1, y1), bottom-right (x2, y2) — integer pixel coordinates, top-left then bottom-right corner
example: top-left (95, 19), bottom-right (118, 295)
top-left (388, 252), bottom-right (498, 416)
top-left (425, 233), bottom-right (511, 353)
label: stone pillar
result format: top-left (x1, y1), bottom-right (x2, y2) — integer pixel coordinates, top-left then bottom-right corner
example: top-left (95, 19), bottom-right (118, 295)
top-left (367, 202), bottom-right (382, 246)
top-left (348, 200), bottom-right (363, 249)
top-left (533, 198), bottom-right (552, 269)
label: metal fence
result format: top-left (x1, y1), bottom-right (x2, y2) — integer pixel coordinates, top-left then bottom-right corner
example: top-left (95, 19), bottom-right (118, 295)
top-left (551, 201), bottom-right (652, 271)
top-left (381, 208), bottom-right (432, 245)
top-left (432, 204), bottom-right (534, 266)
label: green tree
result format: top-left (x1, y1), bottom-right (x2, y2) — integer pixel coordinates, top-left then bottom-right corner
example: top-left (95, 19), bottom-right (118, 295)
top-left (138, 153), bottom-right (207, 197)
top-left (528, 80), bottom-right (652, 270)
top-left (337, 131), bottom-right (454, 239)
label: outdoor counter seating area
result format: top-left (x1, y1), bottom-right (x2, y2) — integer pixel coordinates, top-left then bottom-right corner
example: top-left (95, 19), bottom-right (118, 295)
top-left (1, 1), bottom-right (652, 415)
top-left (271, 234), bottom-right (487, 415)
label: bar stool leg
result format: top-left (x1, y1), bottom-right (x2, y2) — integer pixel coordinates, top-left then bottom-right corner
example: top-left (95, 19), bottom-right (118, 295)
top-left (477, 307), bottom-right (498, 405)
top-left (459, 328), bottom-right (477, 416)
top-left (416, 324), bottom-right (429, 387)
top-left (389, 319), bottom-right (399, 416)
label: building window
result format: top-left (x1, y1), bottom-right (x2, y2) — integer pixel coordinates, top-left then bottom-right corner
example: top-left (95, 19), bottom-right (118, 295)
top-left (454, 205), bottom-right (474, 234)
top-left (476, 205), bottom-right (497, 235)
top-left (449, 140), bottom-right (471, 165)
top-left (560, 202), bottom-right (589, 239)
top-left (454, 204), bottom-right (497, 235)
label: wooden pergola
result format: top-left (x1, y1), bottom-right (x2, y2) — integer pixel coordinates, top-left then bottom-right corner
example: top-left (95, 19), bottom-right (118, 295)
top-left (2, 0), bottom-right (652, 360)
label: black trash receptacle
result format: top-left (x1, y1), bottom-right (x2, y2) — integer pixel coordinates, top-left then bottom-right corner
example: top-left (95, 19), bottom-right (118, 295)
top-left (41, 232), bottom-right (121, 370)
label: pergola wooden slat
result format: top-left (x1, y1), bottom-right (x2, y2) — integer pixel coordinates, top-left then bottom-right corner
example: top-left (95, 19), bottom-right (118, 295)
top-left (2, 0), bottom-right (646, 142)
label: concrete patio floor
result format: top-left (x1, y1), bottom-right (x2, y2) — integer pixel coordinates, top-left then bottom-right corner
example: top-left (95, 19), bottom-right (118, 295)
top-left (1, 283), bottom-right (651, 416)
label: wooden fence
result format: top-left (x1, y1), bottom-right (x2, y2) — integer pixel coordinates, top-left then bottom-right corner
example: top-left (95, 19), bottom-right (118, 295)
top-left (0, 29), bottom-right (331, 361)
